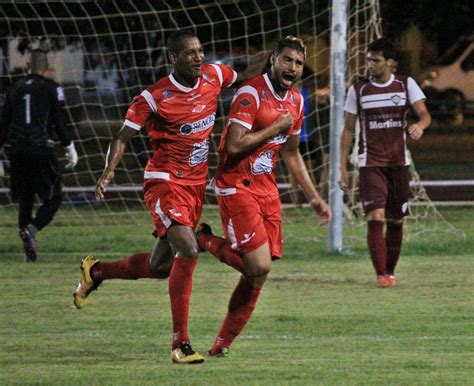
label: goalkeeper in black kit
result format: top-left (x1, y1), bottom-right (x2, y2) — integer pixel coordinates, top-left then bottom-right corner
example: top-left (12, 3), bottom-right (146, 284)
top-left (0, 48), bottom-right (78, 262)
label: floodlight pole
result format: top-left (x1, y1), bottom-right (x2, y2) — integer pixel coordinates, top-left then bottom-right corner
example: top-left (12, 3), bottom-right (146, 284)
top-left (328, 0), bottom-right (347, 252)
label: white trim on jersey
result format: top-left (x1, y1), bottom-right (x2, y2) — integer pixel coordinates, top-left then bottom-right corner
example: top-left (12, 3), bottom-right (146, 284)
top-left (214, 185), bottom-right (237, 196)
top-left (155, 199), bottom-right (172, 228)
top-left (229, 69), bottom-right (238, 87)
top-left (168, 73), bottom-right (201, 93)
top-left (232, 85), bottom-right (260, 109)
top-left (140, 90), bottom-right (158, 113)
top-left (291, 129), bottom-right (301, 135)
top-left (229, 118), bottom-right (252, 130)
top-left (360, 92), bottom-right (407, 109)
top-left (144, 171), bottom-right (171, 180)
top-left (227, 219), bottom-right (239, 250)
top-left (263, 73), bottom-right (288, 101)
top-left (210, 64), bottom-right (223, 86)
top-left (124, 119), bottom-right (142, 131)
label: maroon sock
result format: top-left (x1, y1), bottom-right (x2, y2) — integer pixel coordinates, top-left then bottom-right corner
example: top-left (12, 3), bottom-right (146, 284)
top-left (168, 257), bottom-right (197, 349)
top-left (367, 220), bottom-right (387, 276)
top-left (386, 222), bottom-right (403, 275)
top-left (90, 252), bottom-right (155, 282)
top-left (198, 233), bottom-right (246, 274)
top-left (209, 276), bottom-right (261, 354)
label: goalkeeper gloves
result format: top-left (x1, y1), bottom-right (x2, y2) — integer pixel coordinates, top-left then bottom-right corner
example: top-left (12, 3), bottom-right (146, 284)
top-left (65, 142), bottom-right (78, 170)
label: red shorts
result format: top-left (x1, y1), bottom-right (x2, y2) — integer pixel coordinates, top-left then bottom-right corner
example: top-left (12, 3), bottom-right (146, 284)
top-left (217, 192), bottom-right (283, 259)
top-left (358, 166), bottom-right (411, 219)
top-left (143, 180), bottom-right (206, 238)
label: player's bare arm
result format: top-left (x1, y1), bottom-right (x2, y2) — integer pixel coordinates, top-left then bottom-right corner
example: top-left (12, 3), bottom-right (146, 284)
top-left (339, 112), bottom-right (357, 191)
top-left (408, 100), bottom-right (431, 140)
top-left (282, 136), bottom-right (332, 225)
top-left (225, 113), bottom-right (293, 156)
top-left (95, 125), bottom-right (136, 200)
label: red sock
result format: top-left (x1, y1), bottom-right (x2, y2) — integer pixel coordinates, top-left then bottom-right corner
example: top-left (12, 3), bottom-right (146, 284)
top-left (367, 221), bottom-right (387, 276)
top-left (168, 257), bottom-right (197, 349)
top-left (209, 276), bottom-right (261, 354)
top-left (198, 233), bottom-right (246, 274)
top-left (90, 252), bottom-right (155, 281)
top-left (386, 222), bottom-right (403, 275)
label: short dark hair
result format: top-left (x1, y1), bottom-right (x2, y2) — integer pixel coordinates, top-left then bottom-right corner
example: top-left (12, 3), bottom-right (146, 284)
top-left (166, 29), bottom-right (198, 54)
top-left (274, 35), bottom-right (306, 57)
top-left (30, 48), bottom-right (49, 73)
top-left (368, 38), bottom-right (396, 60)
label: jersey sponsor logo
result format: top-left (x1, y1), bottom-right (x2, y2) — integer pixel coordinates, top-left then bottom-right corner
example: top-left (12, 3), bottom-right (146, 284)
top-left (189, 138), bottom-right (209, 166)
top-left (192, 104), bottom-right (207, 113)
top-left (179, 113), bottom-right (216, 135)
top-left (251, 150), bottom-right (274, 175)
top-left (267, 133), bottom-right (289, 144)
top-left (369, 119), bottom-right (403, 129)
top-left (277, 103), bottom-right (288, 113)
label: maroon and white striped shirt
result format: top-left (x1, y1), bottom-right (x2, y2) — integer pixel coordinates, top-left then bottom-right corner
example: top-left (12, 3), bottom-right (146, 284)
top-left (344, 74), bottom-right (425, 167)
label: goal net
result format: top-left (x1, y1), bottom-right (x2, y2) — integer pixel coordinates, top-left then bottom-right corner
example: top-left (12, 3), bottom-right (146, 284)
top-left (0, 1), bottom-right (455, 245)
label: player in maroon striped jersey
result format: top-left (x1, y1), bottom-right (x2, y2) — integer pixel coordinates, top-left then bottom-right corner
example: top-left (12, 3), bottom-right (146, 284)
top-left (339, 38), bottom-right (431, 287)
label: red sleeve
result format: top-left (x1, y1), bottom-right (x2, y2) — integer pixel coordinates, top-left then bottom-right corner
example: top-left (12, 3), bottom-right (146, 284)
top-left (217, 64), bottom-right (238, 88)
top-left (227, 85), bottom-right (259, 130)
top-left (123, 95), bottom-right (152, 130)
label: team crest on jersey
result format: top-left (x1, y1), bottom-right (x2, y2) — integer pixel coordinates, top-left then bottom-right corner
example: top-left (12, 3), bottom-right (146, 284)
top-left (251, 151), bottom-right (274, 175)
top-left (202, 74), bottom-right (209, 81)
top-left (391, 94), bottom-right (401, 105)
top-left (163, 90), bottom-right (171, 98)
top-left (290, 94), bottom-right (296, 105)
top-left (179, 113), bottom-right (216, 135)
top-left (189, 139), bottom-right (209, 166)
top-left (261, 90), bottom-right (269, 101)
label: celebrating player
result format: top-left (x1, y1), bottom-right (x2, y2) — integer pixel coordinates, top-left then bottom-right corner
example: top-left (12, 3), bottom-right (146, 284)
top-left (339, 38), bottom-right (431, 287)
top-left (73, 29), bottom-right (257, 364)
top-left (195, 36), bottom-right (331, 357)
top-left (0, 48), bottom-right (78, 262)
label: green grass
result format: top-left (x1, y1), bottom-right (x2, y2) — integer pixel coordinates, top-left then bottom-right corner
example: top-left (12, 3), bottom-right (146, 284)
top-left (0, 207), bottom-right (473, 385)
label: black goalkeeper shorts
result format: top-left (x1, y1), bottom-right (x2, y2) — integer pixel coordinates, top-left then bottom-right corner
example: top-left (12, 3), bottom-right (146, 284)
top-left (9, 148), bottom-right (62, 202)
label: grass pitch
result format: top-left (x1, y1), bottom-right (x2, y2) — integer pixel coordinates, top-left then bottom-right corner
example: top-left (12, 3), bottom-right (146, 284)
top-left (0, 207), bottom-right (473, 385)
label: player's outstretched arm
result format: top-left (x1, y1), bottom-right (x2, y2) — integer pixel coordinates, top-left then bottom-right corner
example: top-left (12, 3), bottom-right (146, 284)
top-left (281, 136), bottom-right (332, 226)
top-left (96, 125), bottom-right (136, 200)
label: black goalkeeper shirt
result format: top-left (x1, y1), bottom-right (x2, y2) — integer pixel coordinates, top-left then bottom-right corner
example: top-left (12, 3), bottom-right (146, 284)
top-left (0, 74), bottom-right (71, 151)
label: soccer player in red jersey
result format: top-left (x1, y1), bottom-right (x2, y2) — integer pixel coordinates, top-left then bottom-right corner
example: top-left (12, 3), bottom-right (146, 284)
top-left (195, 36), bottom-right (331, 357)
top-left (339, 39), bottom-right (431, 287)
top-left (73, 30), bottom-right (256, 364)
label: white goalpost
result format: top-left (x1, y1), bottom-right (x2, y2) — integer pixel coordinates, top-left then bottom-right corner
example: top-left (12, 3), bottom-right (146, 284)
top-left (0, 1), bottom-right (455, 246)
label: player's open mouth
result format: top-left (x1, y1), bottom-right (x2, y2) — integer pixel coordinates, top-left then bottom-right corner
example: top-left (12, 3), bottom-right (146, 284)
top-left (281, 73), bottom-right (295, 87)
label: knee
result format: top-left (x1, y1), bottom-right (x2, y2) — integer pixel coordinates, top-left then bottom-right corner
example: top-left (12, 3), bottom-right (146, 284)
top-left (176, 242), bottom-right (200, 260)
top-left (150, 260), bottom-right (172, 279)
top-left (246, 261), bottom-right (271, 279)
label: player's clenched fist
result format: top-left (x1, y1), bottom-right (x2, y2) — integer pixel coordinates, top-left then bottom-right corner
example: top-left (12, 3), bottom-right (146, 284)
top-left (274, 113), bottom-right (294, 134)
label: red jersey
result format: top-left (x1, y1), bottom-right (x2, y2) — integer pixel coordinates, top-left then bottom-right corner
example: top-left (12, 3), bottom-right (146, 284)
top-left (123, 64), bottom-right (237, 185)
top-left (345, 74), bottom-right (425, 167)
top-left (214, 73), bottom-right (304, 197)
